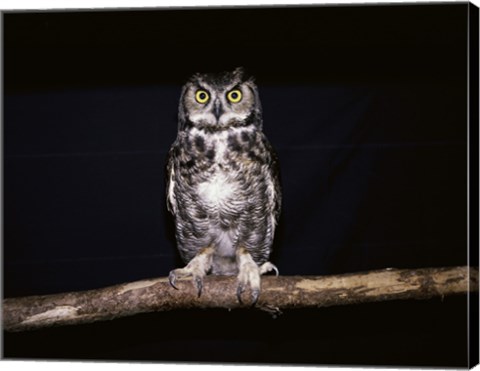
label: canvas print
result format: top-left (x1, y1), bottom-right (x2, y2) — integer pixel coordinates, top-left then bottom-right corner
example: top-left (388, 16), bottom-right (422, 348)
top-left (2, 2), bottom-right (479, 368)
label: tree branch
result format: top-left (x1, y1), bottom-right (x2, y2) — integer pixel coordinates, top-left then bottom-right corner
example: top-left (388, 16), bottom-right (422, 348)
top-left (3, 265), bottom-right (478, 332)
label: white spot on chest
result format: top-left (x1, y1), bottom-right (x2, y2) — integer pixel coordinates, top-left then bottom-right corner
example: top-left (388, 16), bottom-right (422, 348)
top-left (197, 171), bottom-right (236, 205)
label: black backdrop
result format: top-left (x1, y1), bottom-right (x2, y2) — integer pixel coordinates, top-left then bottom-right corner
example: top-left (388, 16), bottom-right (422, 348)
top-left (3, 3), bottom-right (477, 367)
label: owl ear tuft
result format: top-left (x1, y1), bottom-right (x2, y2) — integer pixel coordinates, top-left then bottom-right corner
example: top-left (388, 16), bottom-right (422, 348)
top-left (177, 84), bottom-right (190, 131)
top-left (233, 67), bottom-right (254, 83)
top-left (233, 66), bottom-right (245, 75)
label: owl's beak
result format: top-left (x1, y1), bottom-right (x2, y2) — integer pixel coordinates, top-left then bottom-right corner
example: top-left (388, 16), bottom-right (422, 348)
top-left (213, 99), bottom-right (224, 121)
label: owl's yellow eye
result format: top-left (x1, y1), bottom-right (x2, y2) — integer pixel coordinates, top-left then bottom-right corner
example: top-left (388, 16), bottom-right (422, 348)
top-left (227, 89), bottom-right (242, 103)
top-left (195, 90), bottom-right (210, 104)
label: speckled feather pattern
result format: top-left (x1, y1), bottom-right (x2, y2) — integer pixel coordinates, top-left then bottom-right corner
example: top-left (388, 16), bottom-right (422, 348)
top-left (166, 67), bottom-right (281, 287)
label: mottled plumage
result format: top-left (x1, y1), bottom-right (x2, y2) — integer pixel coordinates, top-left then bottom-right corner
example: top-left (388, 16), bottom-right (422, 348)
top-left (166, 68), bottom-right (281, 304)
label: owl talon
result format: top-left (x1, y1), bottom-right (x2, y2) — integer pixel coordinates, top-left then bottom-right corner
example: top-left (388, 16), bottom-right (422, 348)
top-left (251, 289), bottom-right (260, 306)
top-left (260, 262), bottom-right (279, 276)
top-left (273, 266), bottom-right (279, 276)
top-left (195, 276), bottom-right (204, 297)
top-left (236, 282), bottom-right (260, 306)
top-left (237, 284), bottom-right (245, 304)
top-left (168, 270), bottom-right (179, 290)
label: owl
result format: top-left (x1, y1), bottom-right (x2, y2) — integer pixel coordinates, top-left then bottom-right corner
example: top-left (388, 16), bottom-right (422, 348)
top-left (166, 67), bottom-right (281, 304)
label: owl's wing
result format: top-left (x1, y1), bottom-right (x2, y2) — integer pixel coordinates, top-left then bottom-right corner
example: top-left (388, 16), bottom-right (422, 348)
top-left (165, 145), bottom-right (177, 215)
top-left (264, 137), bottom-right (282, 229)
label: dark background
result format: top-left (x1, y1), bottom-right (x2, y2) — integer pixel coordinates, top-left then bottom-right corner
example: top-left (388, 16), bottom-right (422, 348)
top-left (3, 3), bottom-right (477, 367)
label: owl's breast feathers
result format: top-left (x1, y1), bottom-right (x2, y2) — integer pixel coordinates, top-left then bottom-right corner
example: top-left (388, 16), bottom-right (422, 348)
top-left (166, 124), bottom-right (281, 229)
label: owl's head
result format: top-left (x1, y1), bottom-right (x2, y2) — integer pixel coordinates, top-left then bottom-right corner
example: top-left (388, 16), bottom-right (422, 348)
top-left (178, 67), bottom-right (262, 132)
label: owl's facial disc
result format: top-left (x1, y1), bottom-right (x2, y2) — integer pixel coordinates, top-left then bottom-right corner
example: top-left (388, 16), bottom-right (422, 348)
top-left (186, 82), bottom-right (254, 129)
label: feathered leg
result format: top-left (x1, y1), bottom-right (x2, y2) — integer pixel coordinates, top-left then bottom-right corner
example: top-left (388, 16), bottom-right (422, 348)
top-left (236, 247), bottom-right (279, 305)
top-left (169, 246), bottom-right (214, 297)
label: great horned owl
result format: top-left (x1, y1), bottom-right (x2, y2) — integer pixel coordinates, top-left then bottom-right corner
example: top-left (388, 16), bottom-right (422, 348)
top-left (166, 67), bottom-right (281, 304)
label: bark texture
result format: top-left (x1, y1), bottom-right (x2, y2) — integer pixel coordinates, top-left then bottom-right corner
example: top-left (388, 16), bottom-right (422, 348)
top-left (3, 265), bottom-right (478, 332)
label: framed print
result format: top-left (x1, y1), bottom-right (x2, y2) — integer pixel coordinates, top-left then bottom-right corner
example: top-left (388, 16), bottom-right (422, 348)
top-left (2, 2), bottom-right (479, 368)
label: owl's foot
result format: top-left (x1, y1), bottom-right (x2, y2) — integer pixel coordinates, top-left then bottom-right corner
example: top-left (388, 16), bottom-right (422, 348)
top-left (168, 246), bottom-right (214, 297)
top-left (236, 247), bottom-right (279, 306)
